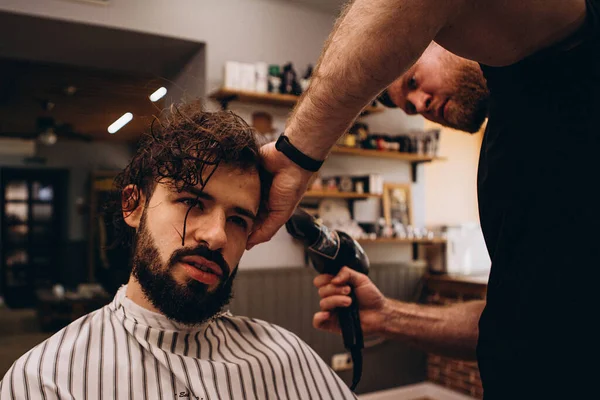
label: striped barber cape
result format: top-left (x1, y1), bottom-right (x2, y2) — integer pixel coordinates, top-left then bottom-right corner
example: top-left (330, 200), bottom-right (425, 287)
top-left (0, 285), bottom-right (356, 400)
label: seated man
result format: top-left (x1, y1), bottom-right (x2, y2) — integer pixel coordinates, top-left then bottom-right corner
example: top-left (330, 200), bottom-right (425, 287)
top-left (0, 103), bottom-right (356, 400)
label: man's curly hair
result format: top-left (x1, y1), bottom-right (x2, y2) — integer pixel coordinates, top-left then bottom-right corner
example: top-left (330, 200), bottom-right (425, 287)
top-left (108, 101), bottom-right (270, 249)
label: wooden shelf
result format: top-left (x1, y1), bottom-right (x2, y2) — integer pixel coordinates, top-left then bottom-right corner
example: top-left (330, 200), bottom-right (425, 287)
top-left (360, 106), bottom-right (385, 116)
top-left (209, 88), bottom-right (384, 116)
top-left (358, 238), bottom-right (447, 245)
top-left (331, 146), bottom-right (445, 163)
top-left (303, 191), bottom-right (381, 199)
top-left (210, 88), bottom-right (298, 107)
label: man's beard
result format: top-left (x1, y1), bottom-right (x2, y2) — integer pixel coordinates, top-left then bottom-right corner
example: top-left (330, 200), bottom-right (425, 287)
top-left (443, 63), bottom-right (490, 133)
top-left (131, 216), bottom-right (237, 326)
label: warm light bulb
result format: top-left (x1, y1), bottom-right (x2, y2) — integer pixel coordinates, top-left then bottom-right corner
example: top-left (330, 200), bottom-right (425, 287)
top-left (108, 112), bottom-right (133, 134)
top-left (149, 87), bottom-right (167, 102)
top-left (38, 128), bottom-right (58, 146)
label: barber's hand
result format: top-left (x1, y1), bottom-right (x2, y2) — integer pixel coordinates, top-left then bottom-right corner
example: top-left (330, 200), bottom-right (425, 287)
top-left (247, 141), bottom-right (314, 249)
top-left (313, 267), bottom-right (388, 336)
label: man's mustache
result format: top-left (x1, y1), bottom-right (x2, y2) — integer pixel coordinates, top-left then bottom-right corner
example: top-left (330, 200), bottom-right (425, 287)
top-left (168, 245), bottom-right (231, 278)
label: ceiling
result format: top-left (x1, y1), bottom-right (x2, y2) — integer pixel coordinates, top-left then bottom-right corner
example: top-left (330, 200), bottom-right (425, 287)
top-left (0, 11), bottom-right (203, 78)
top-left (0, 58), bottom-right (168, 143)
top-left (0, 11), bottom-right (205, 144)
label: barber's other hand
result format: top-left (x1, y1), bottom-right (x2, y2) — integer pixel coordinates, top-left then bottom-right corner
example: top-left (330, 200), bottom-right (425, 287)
top-left (247, 141), bottom-right (314, 249)
top-left (313, 267), bottom-right (388, 336)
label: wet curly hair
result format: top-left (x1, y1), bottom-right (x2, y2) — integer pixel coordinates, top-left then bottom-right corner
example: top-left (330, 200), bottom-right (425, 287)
top-left (108, 101), bottom-right (270, 249)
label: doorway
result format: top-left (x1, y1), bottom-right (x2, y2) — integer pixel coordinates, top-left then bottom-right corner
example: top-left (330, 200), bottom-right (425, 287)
top-left (0, 168), bottom-right (68, 308)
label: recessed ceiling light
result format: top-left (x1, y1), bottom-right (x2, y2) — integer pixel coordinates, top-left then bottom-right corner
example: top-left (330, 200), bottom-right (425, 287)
top-left (108, 112), bottom-right (133, 134)
top-left (64, 86), bottom-right (77, 96)
top-left (149, 87), bottom-right (167, 102)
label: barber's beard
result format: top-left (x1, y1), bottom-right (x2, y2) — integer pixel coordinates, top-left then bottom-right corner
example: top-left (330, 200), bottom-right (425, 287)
top-left (131, 216), bottom-right (237, 326)
top-left (444, 63), bottom-right (490, 133)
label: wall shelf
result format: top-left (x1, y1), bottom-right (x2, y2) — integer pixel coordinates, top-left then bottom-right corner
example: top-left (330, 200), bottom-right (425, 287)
top-left (358, 237), bottom-right (447, 261)
top-left (331, 146), bottom-right (443, 162)
top-left (357, 238), bottom-right (447, 245)
top-left (330, 146), bottom-right (446, 182)
top-left (209, 88), bottom-right (384, 117)
top-left (303, 191), bottom-right (381, 199)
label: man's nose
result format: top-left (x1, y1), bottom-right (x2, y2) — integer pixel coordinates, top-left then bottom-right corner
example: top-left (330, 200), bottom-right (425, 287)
top-left (192, 213), bottom-right (228, 251)
top-left (407, 90), bottom-right (433, 114)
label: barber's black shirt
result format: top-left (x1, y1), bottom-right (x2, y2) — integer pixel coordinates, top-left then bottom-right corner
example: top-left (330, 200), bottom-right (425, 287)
top-left (477, 0), bottom-right (600, 398)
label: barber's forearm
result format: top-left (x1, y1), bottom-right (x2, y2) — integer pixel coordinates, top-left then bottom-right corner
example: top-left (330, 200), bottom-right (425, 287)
top-left (286, 0), bottom-right (456, 160)
top-left (380, 299), bottom-right (484, 361)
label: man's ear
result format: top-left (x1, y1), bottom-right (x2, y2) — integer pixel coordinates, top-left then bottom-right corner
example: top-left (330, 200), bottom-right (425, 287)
top-left (122, 184), bottom-right (146, 229)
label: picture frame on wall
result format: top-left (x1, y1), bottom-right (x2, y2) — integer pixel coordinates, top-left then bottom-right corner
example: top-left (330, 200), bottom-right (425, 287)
top-left (382, 183), bottom-right (413, 226)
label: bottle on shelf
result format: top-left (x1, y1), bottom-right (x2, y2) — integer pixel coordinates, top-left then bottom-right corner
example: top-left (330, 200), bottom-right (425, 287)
top-left (349, 122), bottom-right (369, 148)
top-left (280, 62), bottom-right (302, 96)
top-left (255, 62), bottom-right (269, 93)
top-left (378, 217), bottom-right (394, 238)
top-left (267, 65), bottom-right (281, 94)
top-left (300, 64), bottom-right (313, 93)
top-left (338, 131), bottom-right (357, 148)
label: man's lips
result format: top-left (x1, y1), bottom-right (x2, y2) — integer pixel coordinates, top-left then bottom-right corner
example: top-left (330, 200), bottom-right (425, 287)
top-left (437, 98), bottom-right (450, 121)
top-left (181, 263), bottom-right (220, 285)
top-left (181, 256), bottom-right (223, 277)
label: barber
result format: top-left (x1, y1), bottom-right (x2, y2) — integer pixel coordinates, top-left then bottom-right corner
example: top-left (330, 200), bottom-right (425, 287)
top-left (248, 0), bottom-right (600, 398)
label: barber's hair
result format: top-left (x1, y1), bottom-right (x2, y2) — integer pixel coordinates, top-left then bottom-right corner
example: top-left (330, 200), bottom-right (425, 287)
top-left (107, 101), bottom-right (270, 249)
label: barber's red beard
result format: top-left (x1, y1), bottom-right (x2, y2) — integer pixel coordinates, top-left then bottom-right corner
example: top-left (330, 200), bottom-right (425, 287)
top-left (444, 63), bottom-right (490, 133)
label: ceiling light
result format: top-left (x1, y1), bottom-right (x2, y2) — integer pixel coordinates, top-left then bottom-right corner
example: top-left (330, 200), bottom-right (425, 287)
top-left (38, 128), bottom-right (58, 146)
top-left (149, 87), bottom-right (167, 102)
top-left (108, 112), bottom-right (133, 134)
top-left (43, 100), bottom-right (55, 111)
top-left (64, 86), bottom-right (77, 96)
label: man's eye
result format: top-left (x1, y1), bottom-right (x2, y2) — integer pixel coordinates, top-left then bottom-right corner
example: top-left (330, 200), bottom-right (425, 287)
top-left (408, 76), bottom-right (417, 90)
top-left (179, 198), bottom-right (203, 209)
top-left (229, 216), bottom-right (248, 230)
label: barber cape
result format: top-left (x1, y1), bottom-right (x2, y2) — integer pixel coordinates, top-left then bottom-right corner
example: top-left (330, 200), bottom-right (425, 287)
top-left (1, 286), bottom-right (356, 400)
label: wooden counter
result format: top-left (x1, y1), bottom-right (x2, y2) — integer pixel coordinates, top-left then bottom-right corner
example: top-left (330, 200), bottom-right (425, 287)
top-left (424, 273), bottom-right (488, 300)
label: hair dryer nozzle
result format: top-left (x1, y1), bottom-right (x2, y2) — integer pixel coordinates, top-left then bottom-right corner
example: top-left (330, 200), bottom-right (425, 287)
top-left (285, 208), bottom-right (320, 244)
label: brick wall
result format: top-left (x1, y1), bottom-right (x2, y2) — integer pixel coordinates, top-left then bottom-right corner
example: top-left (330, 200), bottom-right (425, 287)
top-left (424, 279), bottom-right (486, 399)
top-left (427, 354), bottom-right (483, 399)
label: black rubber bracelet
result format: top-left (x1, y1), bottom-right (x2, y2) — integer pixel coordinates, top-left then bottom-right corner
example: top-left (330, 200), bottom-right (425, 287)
top-left (275, 134), bottom-right (324, 172)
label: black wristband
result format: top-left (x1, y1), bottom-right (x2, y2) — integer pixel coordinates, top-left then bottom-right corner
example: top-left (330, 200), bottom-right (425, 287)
top-left (275, 134), bottom-right (324, 172)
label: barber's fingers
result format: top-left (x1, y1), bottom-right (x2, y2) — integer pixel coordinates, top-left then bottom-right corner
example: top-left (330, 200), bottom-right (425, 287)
top-left (318, 284), bottom-right (351, 298)
top-left (314, 267), bottom-right (369, 288)
top-left (320, 295), bottom-right (352, 311)
top-left (313, 274), bottom-right (335, 288)
top-left (331, 267), bottom-right (370, 287)
top-left (247, 142), bottom-right (314, 249)
top-left (313, 311), bottom-right (341, 334)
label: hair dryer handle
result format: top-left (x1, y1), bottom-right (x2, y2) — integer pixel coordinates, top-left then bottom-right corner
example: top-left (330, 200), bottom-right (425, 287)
top-left (336, 290), bottom-right (364, 390)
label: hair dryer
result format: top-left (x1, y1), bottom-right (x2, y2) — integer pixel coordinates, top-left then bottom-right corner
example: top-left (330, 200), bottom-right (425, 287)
top-left (285, 207), bottom-right (369, 391)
